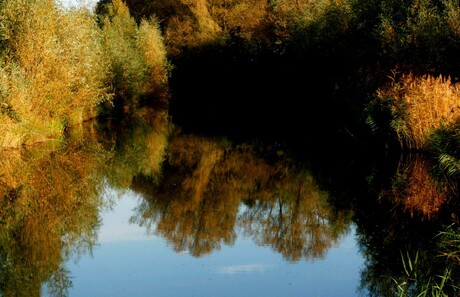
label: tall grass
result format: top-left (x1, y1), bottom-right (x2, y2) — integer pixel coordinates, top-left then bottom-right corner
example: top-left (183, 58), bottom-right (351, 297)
top-left (394, 251), bottom-right (453, 297)
top-left (393, 224), bottom-right (460, 297)
top-left (0, 0), bottom-right (110, 148)
top-left (369, 73), bottom-right (460, 150)
top-left (438, 224), bottom-right (460, 266)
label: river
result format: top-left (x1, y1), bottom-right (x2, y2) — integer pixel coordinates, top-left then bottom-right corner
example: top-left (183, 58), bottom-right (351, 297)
top-left (0, 107), bottom-right (457, 296)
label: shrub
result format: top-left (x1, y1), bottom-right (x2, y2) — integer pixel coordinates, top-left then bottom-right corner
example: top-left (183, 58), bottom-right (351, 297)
top-left (138, 18), bottom-right (170, 96)
top-left (100, 0), bottom-right (170, 106)
top-left (378, 0), bottom-right (460, 74)
top-left (0, 0), bottom-right (110, 147)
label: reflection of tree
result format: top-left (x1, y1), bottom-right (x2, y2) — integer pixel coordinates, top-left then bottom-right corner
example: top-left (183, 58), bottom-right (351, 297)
top-left (130, 132), bottom-right (350, 260)
top-left (100, 110), bottom-right (170, 190)
top-left (239, 171), bottom-right (347, 261)
top-left (0, 137), bottom-right (108, 296)
top-left (0, 107), bottom-right (171, 296)
top-left (131, 135), bottom-right (238, 256)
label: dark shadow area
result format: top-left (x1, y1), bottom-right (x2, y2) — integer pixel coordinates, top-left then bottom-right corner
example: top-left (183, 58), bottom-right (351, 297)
top-left (172, 47), bottom-right (362, 148)
top-left (167, 38), bottom-right (399, 168)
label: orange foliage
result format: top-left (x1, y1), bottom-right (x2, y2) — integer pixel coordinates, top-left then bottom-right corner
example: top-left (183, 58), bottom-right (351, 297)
top-left (403, 158), bottom-right (448, 219)
top-left (377, 73), bottom-right (460, 149)
top-left (380, 156), bottom-right (449, 219)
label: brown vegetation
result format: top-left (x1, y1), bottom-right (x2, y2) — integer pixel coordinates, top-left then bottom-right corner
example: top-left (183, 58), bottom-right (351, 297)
top-left (374, 73), bottom-right (460, 149)
top-left (378, 155), bottom-right (450, 219)
top-left (0, 0), bottom-right (170, 148)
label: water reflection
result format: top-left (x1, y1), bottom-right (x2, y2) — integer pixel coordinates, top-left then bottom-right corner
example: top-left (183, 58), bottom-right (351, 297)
top-left (378, 154), bottom-right (451, 219)
top-left (0, 138), bottom-right (108, 296)
top-left (0, 108), bottom-right (459, 296)
top-left (350, 153), bottom-right (460, 296)
top-left (98, 109), bottom-right (170, 191)
top-left (129, 132), bottom-right (352, 260)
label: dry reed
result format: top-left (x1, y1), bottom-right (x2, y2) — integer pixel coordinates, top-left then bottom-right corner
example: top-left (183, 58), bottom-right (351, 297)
top-left (377, 73), bottom-right (460, 149)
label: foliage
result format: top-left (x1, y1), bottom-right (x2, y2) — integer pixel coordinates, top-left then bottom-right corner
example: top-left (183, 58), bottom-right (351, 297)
top-left (92, 0), bottom-right (460, 158)
top-left (129, 132), bottom-right (351, 259)
top-left (437, 224), bottom-right (460, 266)
top-left (380, 155), bottom-right (450, 219)
top-left (428, 125), bottom-right (460, 182)
top-left (0, 0), bottom-right (171, 148)
top-left (100, 0), bottom-right (170, 108)
top-left (392, 224), bottom-right (460, 297)
top-left (0, 0), bottom-right (110, 147)
top-left (393, 251), bottom-right (454, 297)
top-left (0, 137), bottom-right (108, 296)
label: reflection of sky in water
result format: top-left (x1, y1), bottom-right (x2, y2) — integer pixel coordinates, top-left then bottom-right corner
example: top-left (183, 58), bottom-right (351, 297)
top-left (97, 189), bottom-right (153, 242)
top-left (63, 190), bottom-right (364, 297)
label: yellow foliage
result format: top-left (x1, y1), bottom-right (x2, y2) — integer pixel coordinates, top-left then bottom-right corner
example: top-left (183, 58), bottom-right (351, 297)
top-left (138, 18), bottom-right (170, 95)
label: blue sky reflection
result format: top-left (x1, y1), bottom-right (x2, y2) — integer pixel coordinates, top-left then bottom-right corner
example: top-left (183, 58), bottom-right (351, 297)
top-left (63, 189), bottom-right (364, 297)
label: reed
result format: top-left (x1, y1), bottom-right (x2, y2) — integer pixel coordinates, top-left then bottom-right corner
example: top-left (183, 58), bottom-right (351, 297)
top-left (373, 73), bottom-right (460, 150)
top-left (394, 251), bottom-right (452, 297)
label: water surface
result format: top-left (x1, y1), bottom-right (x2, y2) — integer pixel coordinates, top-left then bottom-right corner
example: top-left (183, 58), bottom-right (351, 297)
top-left (64, 190), bottom-right (364, 297)
top-left (0, 112), bottom-right (458, 296)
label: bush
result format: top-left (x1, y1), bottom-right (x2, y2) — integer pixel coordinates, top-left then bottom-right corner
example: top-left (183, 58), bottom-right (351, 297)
top-left (100, 0), bottom-right (170, 107)
top-left (0, 0), bottom-right (110, 147)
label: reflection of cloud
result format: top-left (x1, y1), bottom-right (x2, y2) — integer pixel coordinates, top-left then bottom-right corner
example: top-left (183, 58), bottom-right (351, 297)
top-left (217, 264), bottom-right (272, 274)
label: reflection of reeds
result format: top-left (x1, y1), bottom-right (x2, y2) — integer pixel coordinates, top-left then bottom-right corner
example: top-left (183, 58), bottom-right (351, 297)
top-left (382, 156), bottom-right (448, 219)
top-left (404, 159), bottom-right (447, 218)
